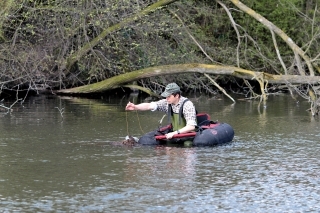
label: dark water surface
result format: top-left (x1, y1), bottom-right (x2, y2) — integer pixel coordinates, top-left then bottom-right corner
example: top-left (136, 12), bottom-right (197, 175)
top-left (0, 94), bottom-right (319, 212)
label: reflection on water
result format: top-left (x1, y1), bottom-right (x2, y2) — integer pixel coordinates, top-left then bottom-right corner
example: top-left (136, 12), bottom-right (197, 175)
top-left (0, 94), bottom-right (319, 212)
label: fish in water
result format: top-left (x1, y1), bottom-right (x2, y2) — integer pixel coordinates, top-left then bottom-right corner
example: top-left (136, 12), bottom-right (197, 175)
top-left (122, 135), bottom-right (139, 145)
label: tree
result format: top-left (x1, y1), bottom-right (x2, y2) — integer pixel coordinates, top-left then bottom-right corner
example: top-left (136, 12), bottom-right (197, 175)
top-left (58, 1), bottom-right (319, 103)
top-left (1, 0), bottom-right (320, 115)
top-left (64, 0), bottom-right (179, 74)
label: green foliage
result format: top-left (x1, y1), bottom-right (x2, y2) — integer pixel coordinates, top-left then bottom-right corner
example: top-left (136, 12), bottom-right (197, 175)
top-left (240, 0), bottom-right (305, 43)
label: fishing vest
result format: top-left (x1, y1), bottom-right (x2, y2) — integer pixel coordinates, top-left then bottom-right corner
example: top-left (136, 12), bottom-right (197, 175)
top-left (167, 99), bottom-right (195, 131)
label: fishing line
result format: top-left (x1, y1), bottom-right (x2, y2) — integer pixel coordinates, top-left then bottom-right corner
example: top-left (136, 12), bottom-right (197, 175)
top-left (135, 110), bottom-right (144, 134)
top-left (125, 110), bottom-right (130, 136)
top-left (125, 110), bottom-right (145, 136)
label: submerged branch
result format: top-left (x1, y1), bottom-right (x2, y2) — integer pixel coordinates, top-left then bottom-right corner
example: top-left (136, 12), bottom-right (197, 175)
top-left (0, 98), bottom-right (22, 113)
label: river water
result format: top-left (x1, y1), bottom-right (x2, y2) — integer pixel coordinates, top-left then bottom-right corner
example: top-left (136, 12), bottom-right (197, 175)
top-left (0, 93), bottom-right (319, 212)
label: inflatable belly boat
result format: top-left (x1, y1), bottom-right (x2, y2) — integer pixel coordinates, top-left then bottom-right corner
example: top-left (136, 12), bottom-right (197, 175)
top-left (155, 122), bottom-right (234, 146)
top-left (139, 113), bottom-right (234, 146)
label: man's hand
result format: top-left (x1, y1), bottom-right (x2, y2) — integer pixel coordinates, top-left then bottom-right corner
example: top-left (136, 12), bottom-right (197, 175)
top-left (166, 131), bottom-right (177, 139)
top-left (125, 102), bottom-right (136, 110)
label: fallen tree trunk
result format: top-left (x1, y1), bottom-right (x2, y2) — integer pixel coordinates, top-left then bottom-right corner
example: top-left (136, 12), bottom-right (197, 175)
top-left (57, 63), bottom-right (320, 95)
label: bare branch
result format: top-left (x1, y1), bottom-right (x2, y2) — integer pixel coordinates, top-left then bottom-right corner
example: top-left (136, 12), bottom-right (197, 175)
top-left (229, 0), bottom-right (315, 76)
top-left (270, 29), bottom-right (287, 75)
top-left (204, 73), bottom-right (235, 103)
top-left (168, 10), bottom-right (217, 64)
top-left (217, 0), bottom-right (241, 67)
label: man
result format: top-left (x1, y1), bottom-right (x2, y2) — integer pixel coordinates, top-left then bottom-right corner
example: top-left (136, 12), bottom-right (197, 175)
top-left (125, 83), bottom-right (197, 144)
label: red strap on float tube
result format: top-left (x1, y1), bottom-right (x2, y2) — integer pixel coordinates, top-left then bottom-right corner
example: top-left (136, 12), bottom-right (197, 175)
top-left (155, 132), bottom-right (197, 140)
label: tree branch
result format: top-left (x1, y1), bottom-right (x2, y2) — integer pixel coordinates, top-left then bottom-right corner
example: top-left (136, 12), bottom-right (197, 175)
top-left (204, 73), bottom-right (235, 103)
top-left (217, 0), bottom-right (241, 67)
top-left (64, 0), bottom-right (178, 73)
top-left (229, 0), bottom-right (315, 76)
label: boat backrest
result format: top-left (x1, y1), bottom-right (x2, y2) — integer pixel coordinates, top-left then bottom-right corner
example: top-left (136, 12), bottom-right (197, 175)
top-left (196, 113), bottom-right (211, 126)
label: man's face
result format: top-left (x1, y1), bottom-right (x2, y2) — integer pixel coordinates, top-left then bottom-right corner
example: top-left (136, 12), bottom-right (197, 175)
top-left (166, 94), bottom-right (179, 105)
